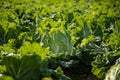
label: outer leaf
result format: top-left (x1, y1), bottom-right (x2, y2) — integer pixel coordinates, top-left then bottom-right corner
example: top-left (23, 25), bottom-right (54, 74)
top-left (2, 53), bottom-right (41, 80)
top-left (104, 63), bottom-right (120, 80)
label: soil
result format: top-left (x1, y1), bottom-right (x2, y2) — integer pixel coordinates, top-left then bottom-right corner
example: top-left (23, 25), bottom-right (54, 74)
top-left (64, 70), bottom-right (98, 80)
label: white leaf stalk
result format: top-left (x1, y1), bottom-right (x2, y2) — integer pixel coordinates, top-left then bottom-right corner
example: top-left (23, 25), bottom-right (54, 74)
top-left (104, 63), bottom-right (120, 80)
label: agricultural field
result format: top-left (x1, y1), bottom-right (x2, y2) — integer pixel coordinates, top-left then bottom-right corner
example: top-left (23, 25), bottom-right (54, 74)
top-left (0, 0), bottom-right (120, 80)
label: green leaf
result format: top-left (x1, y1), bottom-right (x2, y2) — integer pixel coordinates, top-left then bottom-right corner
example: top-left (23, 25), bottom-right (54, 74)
top-left (42, 28), bottom-right (73, 54)
top-left (2, 54), bottom-right (41, 80)
top-left (42, 77), bottom-right (53, 80)
top-left (18, 42), bottom-right (49, 61)
top-left (0, 75), bottom-right (13, 80)
top-left (82, 22), bottom-right (91, 38)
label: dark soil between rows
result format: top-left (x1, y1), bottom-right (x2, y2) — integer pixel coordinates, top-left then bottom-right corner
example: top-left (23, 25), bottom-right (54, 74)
top-left (64, 70), bottom-right (98, 80)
